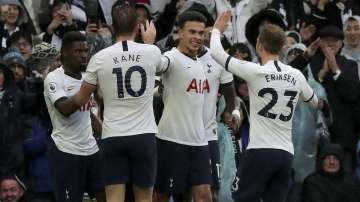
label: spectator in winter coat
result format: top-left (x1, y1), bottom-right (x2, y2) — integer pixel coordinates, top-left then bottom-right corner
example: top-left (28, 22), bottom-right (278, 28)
top-left (0, 63), bottom-right (28, 180)
top-left (302, 143), bottom-right (360, 202)
top-left (342, 16), bottom-right (360, 77)
top-left (0, 0), bottom-right (34, 49)
top-left (312, 25), bottom-right (359, 173)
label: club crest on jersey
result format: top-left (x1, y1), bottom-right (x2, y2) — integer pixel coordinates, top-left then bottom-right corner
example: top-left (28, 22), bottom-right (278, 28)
top-left (186, 79), bottom-right (210, 94)
top-left (207, 64), bottom-right (212, 73)
top-left (49, 82), bottom-right (57, 93)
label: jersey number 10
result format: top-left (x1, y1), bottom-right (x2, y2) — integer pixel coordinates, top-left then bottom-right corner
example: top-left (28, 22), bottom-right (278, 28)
top-left (112, 66), bottom-right (147, 98)
top-left (257, 88), bottom-right (298, 122)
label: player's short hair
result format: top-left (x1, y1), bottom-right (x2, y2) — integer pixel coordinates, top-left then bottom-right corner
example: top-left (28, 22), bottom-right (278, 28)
top-left (111, 0), bottom-right (138, 36)
top-left (61, 31), bottom-right (86, 51)
top-left (178, 11), bottom-right (207, 29)
top-left (229, 43), bottom-right (252, 61)
top-left (258, 24), bottom-right (286, 55)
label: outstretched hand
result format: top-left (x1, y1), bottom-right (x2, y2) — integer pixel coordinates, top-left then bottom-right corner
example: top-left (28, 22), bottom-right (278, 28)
top-left (304, 38), bottom-right (320, 59)
top-left (141, 20), bottom-right (156, 44)
top-left (214, 11), bottom-right (231, 33)
top-left (223, 110), bottom-right (241, 132)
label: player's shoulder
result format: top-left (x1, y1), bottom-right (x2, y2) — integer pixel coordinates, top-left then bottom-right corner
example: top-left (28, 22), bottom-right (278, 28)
top-left (163, 47), bottom-right (176, 56)
top-left (89, 45), bottom-right (112, 63)
top-left (163, 48), bottom-right (178, 60)
top-left (198, 46), bottom-right (211, 59)
top-left (44, 67), bottom-right (64, 82)
top-left (129, 41), bottom-right (161, 55)
top-left (283, 63), bottom-right (305, 78)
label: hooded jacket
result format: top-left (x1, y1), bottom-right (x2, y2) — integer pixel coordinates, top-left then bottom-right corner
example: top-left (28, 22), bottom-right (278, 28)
top-left (302, 144), bottom-right (360, 202)
top-left (0, 63), bottom-right (27, 178)
top-left (0, 0), bottom-right (35, 48)
top-left (342, 16), bottom-right (360, 78)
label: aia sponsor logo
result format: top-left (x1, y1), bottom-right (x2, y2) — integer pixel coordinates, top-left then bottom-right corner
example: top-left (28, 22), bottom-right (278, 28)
top-left (186, 79), bottom-right (210, 94)
top-left (79, 99), bottom-right (95, 112)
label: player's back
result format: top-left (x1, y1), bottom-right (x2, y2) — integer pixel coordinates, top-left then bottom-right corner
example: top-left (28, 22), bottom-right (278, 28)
top-left (86, 41), bottom-right (162, 138)
top-left (245, 60), bottom-right (314, 154)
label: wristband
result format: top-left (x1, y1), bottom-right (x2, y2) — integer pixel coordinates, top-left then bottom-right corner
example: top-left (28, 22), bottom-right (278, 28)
top-left (232, 109), bottom-right (241, 120)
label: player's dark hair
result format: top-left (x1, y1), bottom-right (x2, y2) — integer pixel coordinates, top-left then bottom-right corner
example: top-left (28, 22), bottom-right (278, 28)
top-left (229, 43), bottom-right (252, 61)
top-left (258, 24), bottom-right (286, 55)
top-left (61, 31), bottom-right (86, 52)
top-left (111, 0), bottom-right (138, 36)
top-left (178, 11), bottom-right (207, 29)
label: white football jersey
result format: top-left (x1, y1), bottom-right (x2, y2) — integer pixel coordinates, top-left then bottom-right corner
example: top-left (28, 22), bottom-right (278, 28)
top-left (198, 47), bottom-right (233, 141)
top-left (44, 67), bottom-right (98, 156)
top-left (210, 29), bottom-right (318, 154)
top-left (157, 48), bottom-right (207, 146)
top-left (85, 41), bottom-right (164, 139)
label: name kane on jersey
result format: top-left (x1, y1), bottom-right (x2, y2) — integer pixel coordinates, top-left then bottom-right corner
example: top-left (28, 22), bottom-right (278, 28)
top-left (113, 54), bottom-right (142, 64)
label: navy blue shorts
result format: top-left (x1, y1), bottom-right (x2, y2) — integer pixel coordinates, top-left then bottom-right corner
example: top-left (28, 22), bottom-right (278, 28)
top-left (155, 138), bottom-right (211, 194)
top-left (209, 140), bottom-right (221, 190)
top-left (48, 140), bottom-right (104, 202)
top-left (100, 133), bottom-right (157, 187)
top-left (232, 149), bottom-right (293, 202)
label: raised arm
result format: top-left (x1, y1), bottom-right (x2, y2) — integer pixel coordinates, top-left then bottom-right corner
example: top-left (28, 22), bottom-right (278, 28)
top-left (299, 72), bottom-right (319, 109)
top-left (210, 12), bottom-right (259, 80)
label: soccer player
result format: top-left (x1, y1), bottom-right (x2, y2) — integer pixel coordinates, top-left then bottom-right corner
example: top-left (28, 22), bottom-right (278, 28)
top-left (198, 43), bottom-right (237, 199)
top-left (43, 32), bottom-right (105, 202)
top-left (53, 1), bottom-right (166, 202)
top-left (154, 11), bottom-right (213, 202)
top-left (210, 12), bottom-right (319, 202)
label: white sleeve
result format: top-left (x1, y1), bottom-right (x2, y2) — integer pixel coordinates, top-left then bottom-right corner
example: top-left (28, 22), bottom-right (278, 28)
top-left (220, 67), bottom-right (234, 84)
top-left (151, 46), bottom-right (166, 74)
top-left (210, 28), bottom-right (260, 80)
top-left (84, 54), bottom-right (101, 85)
top-left (299, 73), bottom-right (318, 108)
top-left (44, 73), bottom-right (67, 104)
top-left (157, 56), bottom-right (171, 74)
top-left (157, 51), bottom-right (174, 74)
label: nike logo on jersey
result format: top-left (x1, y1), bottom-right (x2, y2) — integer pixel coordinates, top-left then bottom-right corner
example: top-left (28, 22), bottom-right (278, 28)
top-left (67, 86), bottom-right (74, 91)
top-left (186, 79), bottom-right (210, 93)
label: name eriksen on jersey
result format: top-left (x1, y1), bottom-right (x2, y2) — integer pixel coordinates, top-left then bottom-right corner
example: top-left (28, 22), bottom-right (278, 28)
top-left (264, 73), bottom-right (297, 86)
top-left (113, 54), bottom-right (142, 64)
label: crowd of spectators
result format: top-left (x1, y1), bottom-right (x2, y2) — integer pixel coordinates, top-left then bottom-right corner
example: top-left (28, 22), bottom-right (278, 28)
top-left (1, 0), bottom-right (360, 201)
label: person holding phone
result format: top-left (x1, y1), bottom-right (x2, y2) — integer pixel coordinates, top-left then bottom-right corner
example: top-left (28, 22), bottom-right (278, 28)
top-left (43, 0), bottom-right (77, 50)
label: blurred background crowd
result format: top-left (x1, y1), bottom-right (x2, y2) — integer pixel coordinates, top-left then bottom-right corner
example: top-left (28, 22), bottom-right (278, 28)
top-left (0, 0), bottom-right (360, 201)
